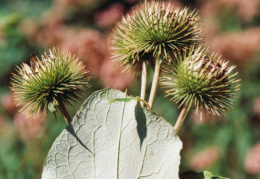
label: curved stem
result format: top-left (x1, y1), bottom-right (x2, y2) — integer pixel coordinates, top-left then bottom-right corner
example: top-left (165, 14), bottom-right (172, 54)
top-left (148, 60), bottom-right (161, 109)
top-left (140, 61), bottom-right (148, 107)
top-left (136, 97), bottom-right (151, 110)
top-left (174, 107), bottom-right (189, 133)
top-left (58, 102), bottom-right (72, 125)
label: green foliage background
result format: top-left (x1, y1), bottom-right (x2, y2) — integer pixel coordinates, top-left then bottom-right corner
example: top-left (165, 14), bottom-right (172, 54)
top-left (0, 0), bottom-right (260, 178)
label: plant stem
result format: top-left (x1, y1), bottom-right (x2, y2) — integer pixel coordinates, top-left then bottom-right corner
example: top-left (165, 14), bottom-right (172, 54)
top-left (58, 102), bottom-right (72, 125)
top-left (140, 61), bottom-right (148, 107)
top-left (148, 60), bottom-right (161, 109)
top-left (174, 107), bottom-right (189, 133)
top-left (136, 97), bottom-right (151, 110)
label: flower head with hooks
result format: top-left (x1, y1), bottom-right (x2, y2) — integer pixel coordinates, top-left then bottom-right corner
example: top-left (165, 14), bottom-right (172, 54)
top-left (10, 48), bottom-right (91, 124)
top-left (160, 46), bottom-right (240, 118)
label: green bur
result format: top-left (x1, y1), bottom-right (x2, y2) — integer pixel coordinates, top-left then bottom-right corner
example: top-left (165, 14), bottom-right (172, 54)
top-left (160, 46), bottom-right (240, 116)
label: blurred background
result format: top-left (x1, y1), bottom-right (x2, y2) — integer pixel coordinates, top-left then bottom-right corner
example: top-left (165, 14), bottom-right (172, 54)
top-left (0, 0), bottom-right (260, 178)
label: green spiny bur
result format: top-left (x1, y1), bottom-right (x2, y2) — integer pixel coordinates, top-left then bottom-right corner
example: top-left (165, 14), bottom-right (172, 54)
top-left (10, 47), bottom-right (91, 119)
top-left (160, 46), bottom-right (240, 117)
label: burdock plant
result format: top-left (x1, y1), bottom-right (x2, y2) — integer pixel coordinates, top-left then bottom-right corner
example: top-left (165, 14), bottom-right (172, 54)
top-left (111, 1), bottom-right (203, 108)
top-left (11, 1), bottom-right (241, 178)
top-left (10, 48), bottom-right (90, 125)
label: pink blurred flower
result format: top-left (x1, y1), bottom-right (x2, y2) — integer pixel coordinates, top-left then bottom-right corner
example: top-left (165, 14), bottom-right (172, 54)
top-left (41, 8), bottom-right (65, 27)
top-left (14, 112), bottom-right (46, 141)
top-left (190, 147), bottom-right (221, 171)
top-left (1, 93), bottom-right (16, 115)
top-left (35, 10), bottom-right (74, 46)
top-left (61, 30), bottom-right (136, 89)
top-left (199, 0), bottom-right (260, 22)
top-left (222, 0), bottom-right (260, 21)
top-left (54, 0), bottom-right (95, 8)
top-left (21, 9), bottom-right (75, 47)
top-left (209, 28), bottom-right (260, 64)
top-left (20, 2), bottom-right (137, 90)
top-left (245, 143), bottom-right (260, 174)
top-left (95, 3), bottom-right (125, 28)
top-left (99, 57), bottom-right (136, 90)
top-left (60, 29), bottom-right (107, 77)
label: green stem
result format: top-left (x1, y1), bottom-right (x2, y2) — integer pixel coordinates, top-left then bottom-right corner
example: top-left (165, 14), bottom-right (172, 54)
top-left (58, 102), bottom-right (72, 125)
top-left (140, 61), bottom-right (148, 107)
top-left (174, 107), bottom-right (189, 133)
top-left (148, 60), bottom-right (161, 109)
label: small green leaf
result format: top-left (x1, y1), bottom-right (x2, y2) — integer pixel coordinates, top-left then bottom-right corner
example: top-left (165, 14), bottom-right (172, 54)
top-left (109, 96), bottom-right (151, 109)
top-left (109, 97), bottom-right (133, 103)
top-left (48, 101), bottom-right (58, 112)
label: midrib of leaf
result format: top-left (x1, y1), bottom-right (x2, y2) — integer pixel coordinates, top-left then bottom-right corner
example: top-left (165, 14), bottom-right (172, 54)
top-left (116, 92), bottom-right (127, 179)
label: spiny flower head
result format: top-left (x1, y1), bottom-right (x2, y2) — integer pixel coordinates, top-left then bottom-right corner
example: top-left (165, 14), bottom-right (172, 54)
top-left (10, 48), bottom-right (90, 117)
top-left (111, 1), bottom-right (203, 75)
top-left (160, 46), bottom-right (240, 116)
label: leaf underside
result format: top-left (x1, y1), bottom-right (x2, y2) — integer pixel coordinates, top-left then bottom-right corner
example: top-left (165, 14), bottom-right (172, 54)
top-left (42, 88), bottom-right (182, 179)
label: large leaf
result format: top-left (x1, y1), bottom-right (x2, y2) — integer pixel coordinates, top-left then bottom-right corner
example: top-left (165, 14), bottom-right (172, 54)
top-left (42, 88), bottom-right (182, 179)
